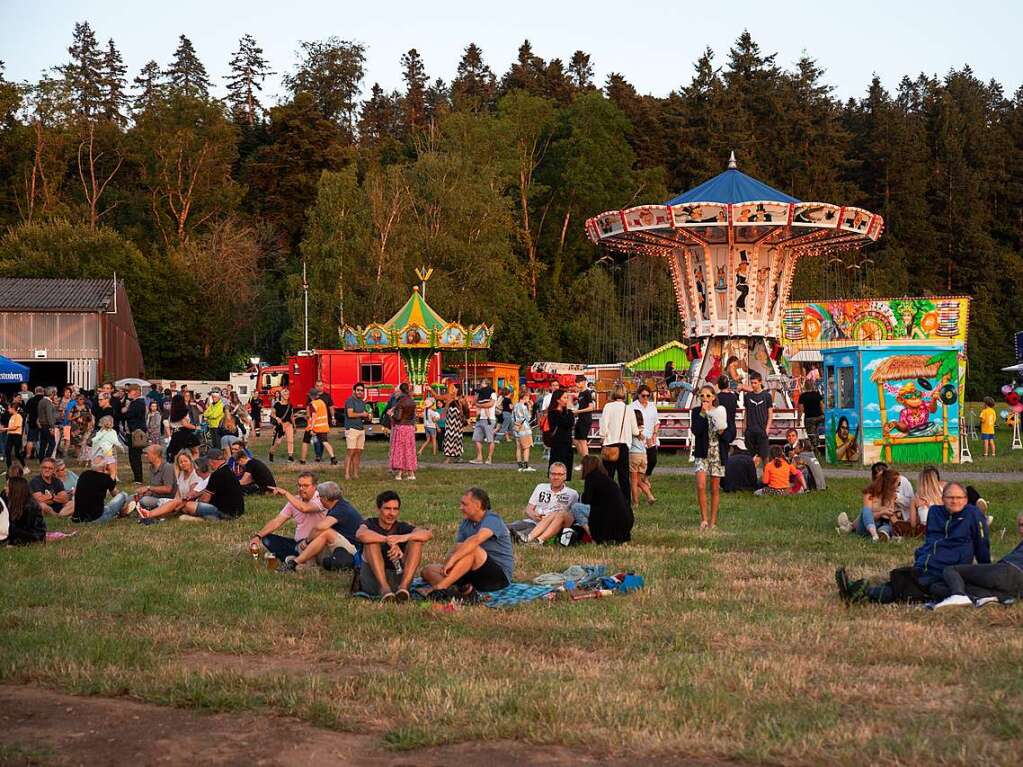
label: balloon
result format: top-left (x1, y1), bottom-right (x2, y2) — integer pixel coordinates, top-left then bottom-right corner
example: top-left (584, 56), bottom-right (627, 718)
top-left (1007, 392), bottom-right (1021, 407)
top-left (1002, 384), bottom-right (1013, 395)
top-left (1000, 410), bottom-right (1010, 419)
top-left (1015, 386), bottom-right (1023, 396)
top-left (1014, 403), bottom-right (1023, 415)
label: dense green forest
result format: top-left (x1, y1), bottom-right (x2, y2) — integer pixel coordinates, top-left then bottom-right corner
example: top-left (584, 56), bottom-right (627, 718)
top-left (0, 24), bottom-right (1020, 395)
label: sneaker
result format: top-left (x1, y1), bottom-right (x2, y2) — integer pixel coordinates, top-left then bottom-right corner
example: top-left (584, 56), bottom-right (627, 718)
top-left (574, 465), bottom-right (582, 473)
top-left (878, 529), bottom-right (890, 542)
top-left (513, 528), bottom-right (530, 544)
top-left (836, 512), bottom-right (852, 534)
top-left (268, 453), bottom-right (274, 463)
top-left (125, 499), bottom-right (138, 517)
top-left (276, 556), bottom-right (297, 573)
top-left (975, 596), bottom-right (1000, 608)
top-left (933, 594), bottom-right (973, 609)
top-left (395, 588), bottom-right (411, 603)
top-left (522, 465), bottom-right (536, 472)
top-left (469, 459), bottom-right (482, 465)
top-left (484, 459), bottom-right (492, 465)
top-left (380, 592), bottom-right (396, 603)
top-left (288, 455), bottom-right (294, 462)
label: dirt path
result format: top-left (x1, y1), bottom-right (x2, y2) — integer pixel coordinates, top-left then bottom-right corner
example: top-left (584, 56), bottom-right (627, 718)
top-left (0, 685), bottom-right (726, 767)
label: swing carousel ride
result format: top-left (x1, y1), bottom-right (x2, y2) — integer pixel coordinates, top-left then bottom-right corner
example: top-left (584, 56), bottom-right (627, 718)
top-left (585, 153), bottom-right (884, 443)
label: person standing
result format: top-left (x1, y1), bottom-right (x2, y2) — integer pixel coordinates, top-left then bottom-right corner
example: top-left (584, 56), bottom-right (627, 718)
top-left (36, 387), bottom-right (58, 460)
top-left (631, 384), bottom-right (660, 483)
top-left (742, 372), bottom-right (773, 462)
top-left (512, 391), bottom-right (535, 472)
top-left (248, 394), bottom-right (263, 439)
top-left (389, 383), bottom-right (418, 481)
top-left (419, 396), bottom-right (440, 456)
top-left (343, 382), bottom-right (372, 479)
top-left (715, 375), bottom-right (739, 450)
top-left (691, 384), bottom-right (728, 530)
top-left (443, 389), bottom-right (467, 463)
top-left (979, 396), bottom-right (997, 457)
top-left (572, 376), bottom-right (596, 472)
top-left (797, 380), bottom-right (825, 454)
top-left (470, 380), bottom-right (497, 465)
top-left (545, 389), bottom-right (576, 481)
top-left (123, 384), bottom-right (147, 484)
top-left (24, 386), bottom-right (44, 462)
top-left (301, 390), bottom-right (337, 465)
top-left (203, 389), bottom-right (226, 446)
top-left (598, 384), bottom-right (639, 512)
top-left (268, 390), bottom-right (295, 463)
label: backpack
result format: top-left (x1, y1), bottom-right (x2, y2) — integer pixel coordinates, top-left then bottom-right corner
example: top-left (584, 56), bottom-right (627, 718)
top-left (539, 411), bottom-right (554, 447)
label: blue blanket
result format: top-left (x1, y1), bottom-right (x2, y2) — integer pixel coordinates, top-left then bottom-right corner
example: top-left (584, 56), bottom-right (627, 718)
top-left (354, 577), bottom-right (554, 608)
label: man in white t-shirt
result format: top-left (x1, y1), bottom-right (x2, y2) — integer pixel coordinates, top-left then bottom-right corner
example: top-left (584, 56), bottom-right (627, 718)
top-left (508, 462), bottom-right (580, 544)
top-left (631, 384), bottom-right (660, 477)
top-left (248, 471), bottom-right (326, 561)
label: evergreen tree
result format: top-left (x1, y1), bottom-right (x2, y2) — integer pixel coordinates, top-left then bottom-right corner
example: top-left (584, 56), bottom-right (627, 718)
top-left (425, 78), bottom-right (450, 126)
top-left (400, 49), bottom-right (428, 135)
top-left (604, 73), bottom-right (667, 172)
top-left (285, 37), bottom-right (365, 139)
top-left (59, 21), bottom-right (104, 118)
top-left (663, 47), bottom-right (726, 192)
top-left (99, 39), bottom-right (127, 124)
top-left (501, 40), bottom-right (545, 96)
top-left (225, 34), bottom-right (273, 127)
top-left (358, 83), bottom-right (402, 149)
top-left (132, 60), bottom-right (163, 113)
top-left (568, 50), bottom-right (594, 90)
top-left (451, 43), bottom-right (496, 112)
top-left (165, 35), bottom-right (211, 99)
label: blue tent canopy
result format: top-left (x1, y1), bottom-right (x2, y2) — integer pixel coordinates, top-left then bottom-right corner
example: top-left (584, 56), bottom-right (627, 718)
top-left (0, 356), bottom-right (29, 384)
top-left (665, 167), bottom-right (800, 206)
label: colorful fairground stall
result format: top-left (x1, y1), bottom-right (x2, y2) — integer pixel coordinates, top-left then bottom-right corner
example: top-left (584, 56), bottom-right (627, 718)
top-left (822, 343), bottom-right (965, 465)
top-left (585, 153), bottom-right (884, 446)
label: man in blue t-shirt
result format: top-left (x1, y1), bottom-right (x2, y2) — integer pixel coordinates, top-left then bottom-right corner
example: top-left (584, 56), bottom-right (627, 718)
top-left (421, 486), bottom-right (514, 598)
top-left (277, 481), bottom-right (363, 573)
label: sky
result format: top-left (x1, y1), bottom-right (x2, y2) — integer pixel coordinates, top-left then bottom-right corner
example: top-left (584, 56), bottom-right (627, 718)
top-left (1, 0), bottom-right (1019, 104)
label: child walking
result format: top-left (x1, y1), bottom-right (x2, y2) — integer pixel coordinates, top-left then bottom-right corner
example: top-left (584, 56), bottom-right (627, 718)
top-left (90, 415), bottom-right (124, 481)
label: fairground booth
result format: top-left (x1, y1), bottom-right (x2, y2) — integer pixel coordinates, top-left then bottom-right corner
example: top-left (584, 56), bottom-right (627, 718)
top-left (783, 298), bottom-right (970, 465)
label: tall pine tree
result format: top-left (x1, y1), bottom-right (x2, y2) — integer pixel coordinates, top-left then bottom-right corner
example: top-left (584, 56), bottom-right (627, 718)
top-left (132, 60), bottom-right (163, 113)
top-left (165, 35), bottom-right (211, 99)
top-left (400, 49), bottom-right (428, 136)
top-left (285, 37), bottom-right (365, 140)
top-left (451, 43), bottom-right (496, 113)
top-left (59, 21), bottom-right (104, 118)
top-left (225, 34), bottom-right (273, 127)
top-left (99, 39), bottom-right (127, 124)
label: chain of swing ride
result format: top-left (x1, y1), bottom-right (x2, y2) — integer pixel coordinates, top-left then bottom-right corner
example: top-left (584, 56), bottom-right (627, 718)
top-left (820, 250), bottom-right (876, 299)
top-left (591, 253), bottom-right (681, 364)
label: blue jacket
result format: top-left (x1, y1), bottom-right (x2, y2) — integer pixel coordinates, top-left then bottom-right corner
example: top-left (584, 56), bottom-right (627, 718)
top-left (913, 503), bottom-right (990, 578)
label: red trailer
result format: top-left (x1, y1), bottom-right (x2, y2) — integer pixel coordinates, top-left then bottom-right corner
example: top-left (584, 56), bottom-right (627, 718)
top-left (258, 350), bottom-right (442, 418)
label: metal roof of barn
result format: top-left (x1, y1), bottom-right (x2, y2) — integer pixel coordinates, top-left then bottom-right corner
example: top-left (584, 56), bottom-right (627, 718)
top-left (0, 278), bottom-right (116, 311)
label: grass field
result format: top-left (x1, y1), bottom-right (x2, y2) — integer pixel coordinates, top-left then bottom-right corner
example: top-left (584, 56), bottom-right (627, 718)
top-left (2, 431), bottom-right (1022, 766)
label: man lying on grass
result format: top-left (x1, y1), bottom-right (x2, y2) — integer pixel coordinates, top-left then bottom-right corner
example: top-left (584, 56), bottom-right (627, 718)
top-left (355, 490), bottom-right (433, 602)
top-left (420, 486), bottom-right (514, 601)
top-left (249, 471), bottom-right (325, 561)
top-left (276, 481), bottom-right (363, 573)
top-left (508, 462), bottom-right (580, 545)
top-left (836, 482), bottom-right (989, 605)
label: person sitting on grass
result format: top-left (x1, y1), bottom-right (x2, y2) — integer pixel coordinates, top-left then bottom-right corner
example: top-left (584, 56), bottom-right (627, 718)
top-left (180, 448), bottom-right (244, 522)
top-left (869, 461), bottom-right (914, 519)
top-left (836, 468), bottom-right (900, 541)
top-left (138, 451), bottom-right (205, 521)
top-left (355, 490), bottom-right (433, 601)
top-left (248, 471), bottom-right (325, 562)
top-left (137, 445), bottom-right (176, 514)
top-left (754, 446), bottom-right (805, 496)
top-left (932, 512), bottom-right (1023, 608)
top-left (836, 482), bottom-right (990, 604)
top-left (508, 463), bottom-right (579, 545)
top-left (722, 445), bottom-right (761, 493)
top-left (902, 466), bottom-right (945, 536)
top-left (420, 487), bottom-right (514, 600)
top-left (1, 475), bottom-right (46, 545)
top-left (579, 454), bottom-right (632, 544)
top-left (276, 482), bottom-right (363, 573)
top-left (29, 458), bottom-right (70, 517)
top-left (71, 456), bottom-right (130, 523)
top-left (234, 447), bottom-right (276, 495)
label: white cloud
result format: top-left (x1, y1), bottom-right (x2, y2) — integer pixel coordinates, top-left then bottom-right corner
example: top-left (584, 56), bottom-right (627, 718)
top-left (864, 402), bottom-right (880, 412)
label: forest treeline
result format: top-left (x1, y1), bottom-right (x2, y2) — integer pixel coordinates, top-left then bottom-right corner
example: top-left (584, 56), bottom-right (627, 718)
top-left (0, 25), bottom-right (1020, 395)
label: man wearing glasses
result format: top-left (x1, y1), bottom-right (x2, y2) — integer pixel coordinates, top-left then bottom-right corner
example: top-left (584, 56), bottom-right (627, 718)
top-left (631, 384), bottom-right (660, 478)
top-left (836, 482), bottom-right (990, 604)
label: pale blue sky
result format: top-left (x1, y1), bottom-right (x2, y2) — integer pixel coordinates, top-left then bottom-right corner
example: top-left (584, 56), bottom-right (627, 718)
top-left (1, 0), bottom-right (1018, 103)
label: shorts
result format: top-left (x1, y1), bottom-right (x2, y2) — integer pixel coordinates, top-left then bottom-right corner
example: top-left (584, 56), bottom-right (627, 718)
top-left (573, 418), bottom-right (592, 440)
top-left (315, 531), bottom-right (357, 566)
top-left (26, 427), bottom-right (40, 442)
top-left (425, 426), bottom-right (437, 438)
top-left (745, 429), bottom-right (769, 461)
top-left (345, 428), bottom-right (366, 449)
top-left (303, 429), bottom-right (315, 444)
top-left (694, 455), bottom-right (725, 478)
top-left (981, 433), bottom-right (994, 441)
top-left (570, 502), bottom-right (590, 526)
top-left (516, 432), bottom-right (533, 448)
top-left (629, 452), bottom-right (648, 473)
top-left (456, 555), bottom-right (510, 592)
top-left (358, 564), bottom-right (403, 596)
top-left (473, 420), bottom-right (495, 443)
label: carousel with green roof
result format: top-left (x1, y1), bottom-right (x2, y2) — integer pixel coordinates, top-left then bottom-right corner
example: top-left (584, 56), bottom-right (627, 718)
top-left (341, 278), bottom-right (493, 397)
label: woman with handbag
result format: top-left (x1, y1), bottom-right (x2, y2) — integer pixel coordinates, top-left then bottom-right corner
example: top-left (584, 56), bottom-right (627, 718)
top-left (599, 384), bottom-right (640, 511)
top-left (690, 384), bottom-right (728, 530)
top-left (545, 389), bottom-right (576, 480)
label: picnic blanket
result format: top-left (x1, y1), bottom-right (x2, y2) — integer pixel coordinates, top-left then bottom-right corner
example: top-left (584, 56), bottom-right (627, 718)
top-left (354, 576), bottom-right (555, 608)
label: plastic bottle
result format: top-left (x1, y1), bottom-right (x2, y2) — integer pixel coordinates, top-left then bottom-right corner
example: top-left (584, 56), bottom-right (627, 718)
top-left (393, 557), bottom-right (403, 576)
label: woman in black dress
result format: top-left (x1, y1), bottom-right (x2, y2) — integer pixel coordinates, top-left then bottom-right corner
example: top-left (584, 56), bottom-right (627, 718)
top-left (546, 389), bottom-right (576, 480)
top-left (580, 455), bottom-right (632, 544)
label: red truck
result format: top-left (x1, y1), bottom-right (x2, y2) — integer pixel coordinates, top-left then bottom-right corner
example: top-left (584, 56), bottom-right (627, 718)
top-left (257, 350), bottom-right (443, 420)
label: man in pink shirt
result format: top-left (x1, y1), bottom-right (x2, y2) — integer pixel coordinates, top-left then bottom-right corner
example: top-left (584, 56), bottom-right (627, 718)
top-left (248, 471), bottom-right (326, 561)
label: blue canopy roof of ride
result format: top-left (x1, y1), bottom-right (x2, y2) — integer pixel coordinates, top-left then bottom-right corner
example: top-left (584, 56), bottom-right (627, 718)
top-left (665, 159), bottom-right (800, 206)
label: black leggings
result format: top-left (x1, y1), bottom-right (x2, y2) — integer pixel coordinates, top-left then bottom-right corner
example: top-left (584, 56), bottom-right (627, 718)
top-left (5, 434), bottom-right (23, 467)
top-left (944, 563), bottom-right (1023, 599)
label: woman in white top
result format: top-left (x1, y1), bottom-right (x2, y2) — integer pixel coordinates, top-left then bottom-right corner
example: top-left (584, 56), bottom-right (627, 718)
top-left (908, 466), bottom-right (945, 532)
top-left (139, 451), bottom-right (203, 521)
top-left (599, 383), bottom-right (641, 511)
top-left (419, 397), bottom-right (440, 456)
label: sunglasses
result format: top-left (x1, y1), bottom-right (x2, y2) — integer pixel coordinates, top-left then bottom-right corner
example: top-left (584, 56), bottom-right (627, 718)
top-left (700, 394), bottom-right (714, 400)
